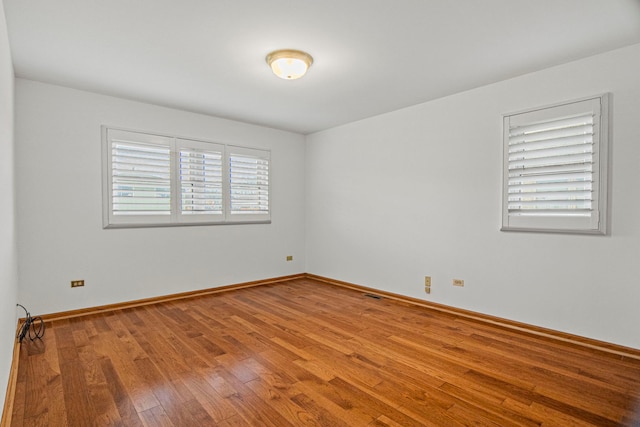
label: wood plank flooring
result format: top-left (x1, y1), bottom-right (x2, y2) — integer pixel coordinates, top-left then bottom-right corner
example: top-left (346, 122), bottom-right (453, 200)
top-left (9, 278), bottom-right (640, 426)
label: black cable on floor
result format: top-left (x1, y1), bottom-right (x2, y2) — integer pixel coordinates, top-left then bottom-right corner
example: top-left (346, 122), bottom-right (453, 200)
top-left (16, 304), bottom-right (45, 342)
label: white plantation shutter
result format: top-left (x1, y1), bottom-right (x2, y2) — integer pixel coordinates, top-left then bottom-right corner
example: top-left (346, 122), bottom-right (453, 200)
top-left (178, 139), bottom-right (224, 222)
top-left (507, 114), bottom-right (594, 215)
top-left (228, 146), bottom-right (270, 221)
top-left (103, 128), bottom-right (271, 227)
top-left (502, 95), bottom-right (608, 234)
top-left (105, 129), bottom-right (173, 226)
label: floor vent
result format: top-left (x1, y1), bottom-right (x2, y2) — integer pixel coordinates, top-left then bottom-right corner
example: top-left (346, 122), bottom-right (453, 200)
top-left (363, 293), bottom-right (382, 300)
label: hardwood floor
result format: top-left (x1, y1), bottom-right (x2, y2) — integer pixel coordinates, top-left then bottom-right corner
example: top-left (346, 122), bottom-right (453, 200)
top-left (9, 278), bottom-right (640, 426)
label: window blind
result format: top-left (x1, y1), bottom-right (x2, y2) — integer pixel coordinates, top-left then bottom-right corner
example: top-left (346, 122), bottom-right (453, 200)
top-left (110, 138), bottom-right (171, 216)
top-left (502, 94), bottom-right (608, 234)
top-left (229, 147), bottom-right (270, 216)
top-left (103, 127), bottom-right (271, 227)
top-left (507, 113), bottom-right (594, 217)
top-left (179, 142), bottom-right (223, 216)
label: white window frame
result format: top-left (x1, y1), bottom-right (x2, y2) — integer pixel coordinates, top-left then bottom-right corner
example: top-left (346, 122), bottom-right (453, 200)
top-left (501, 94), bottom-right (609, 234)
top-left (102, 126), bottom-right (271, 228)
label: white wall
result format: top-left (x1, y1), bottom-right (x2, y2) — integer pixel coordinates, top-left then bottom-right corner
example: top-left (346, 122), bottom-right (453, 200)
top-left (15, 79), bottom-right (306, 315)
top-left (306, 43), bottom-right (640, 349)
top-left (0, 0), bottom-right (17, 415)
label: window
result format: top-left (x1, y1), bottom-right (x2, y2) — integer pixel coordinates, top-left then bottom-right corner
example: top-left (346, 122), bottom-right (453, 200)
top-left (178, 139), bottom-right (224, 222)
top-left (502, 94), bottom-right (609, 234)
top-left (102, 127), bottom-right (270, 227)
top-left (228, 146), bottom-right (270, 220)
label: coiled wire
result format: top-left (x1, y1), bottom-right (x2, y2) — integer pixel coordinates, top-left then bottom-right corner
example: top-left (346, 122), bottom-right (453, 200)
top-left (16, 304), bottom-right (45, 342)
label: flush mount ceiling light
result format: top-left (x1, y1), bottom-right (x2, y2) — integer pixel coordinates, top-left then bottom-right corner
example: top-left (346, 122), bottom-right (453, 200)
top-left (266, 49), bottom-right (313, 80)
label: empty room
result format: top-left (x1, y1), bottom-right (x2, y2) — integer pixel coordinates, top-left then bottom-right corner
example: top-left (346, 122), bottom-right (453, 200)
top-left (2, 1), bottom-right (640, 426)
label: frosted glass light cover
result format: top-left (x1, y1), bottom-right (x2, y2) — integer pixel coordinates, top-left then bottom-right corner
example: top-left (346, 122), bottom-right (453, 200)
top-left (271, 58), bottom-right (308, 80)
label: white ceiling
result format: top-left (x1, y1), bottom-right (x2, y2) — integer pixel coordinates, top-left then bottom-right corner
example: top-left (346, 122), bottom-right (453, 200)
top-left (4, 1), bottom-right (640, 134)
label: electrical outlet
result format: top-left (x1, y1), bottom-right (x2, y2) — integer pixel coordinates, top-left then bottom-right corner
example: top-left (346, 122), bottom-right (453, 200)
top-left (71, 280), bottom-right (85, 288)
top-left (286, 255), bottom-right (293, 261)
top-left (453, 279), bottom-right (464, 287)
top-left (424, 276), bottom-right (431, 294)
